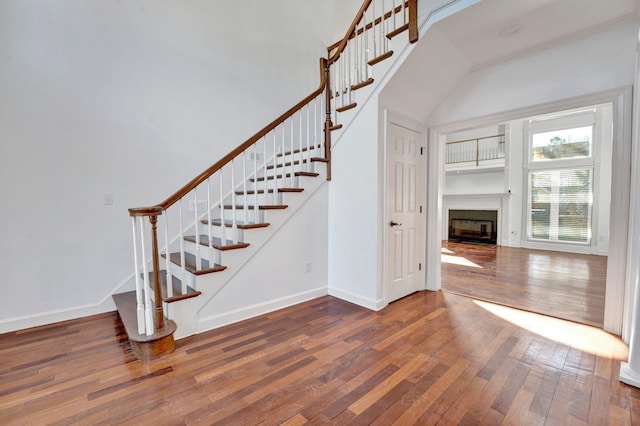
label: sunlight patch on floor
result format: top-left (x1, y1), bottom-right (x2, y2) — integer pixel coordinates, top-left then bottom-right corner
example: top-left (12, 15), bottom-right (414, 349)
top-left (474, 300), bottom-right (628, 359)
top-left (441, 247), bottom-right (454, 254)
top-left (441, 253), bottom-right (482, 268)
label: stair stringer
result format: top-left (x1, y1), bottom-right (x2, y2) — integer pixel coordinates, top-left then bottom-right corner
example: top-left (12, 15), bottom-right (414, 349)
top-left (166, 169), bottom-right (328, 340)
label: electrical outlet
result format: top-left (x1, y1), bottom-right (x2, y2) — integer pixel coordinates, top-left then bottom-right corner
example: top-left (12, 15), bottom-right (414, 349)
top-left (249, 151), bottom-right (262, 162)
top-left (104, 193), bottom-right (113, 205)
top-left (305, 261), bottom-right (311, 273)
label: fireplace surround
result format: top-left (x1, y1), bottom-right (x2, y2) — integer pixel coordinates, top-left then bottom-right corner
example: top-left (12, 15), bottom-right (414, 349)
top-left (448, 209), bottom-right (498, 245)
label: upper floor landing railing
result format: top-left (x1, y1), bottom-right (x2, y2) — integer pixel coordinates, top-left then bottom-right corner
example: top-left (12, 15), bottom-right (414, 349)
top-left (446, 134), bottom-right (506, 166)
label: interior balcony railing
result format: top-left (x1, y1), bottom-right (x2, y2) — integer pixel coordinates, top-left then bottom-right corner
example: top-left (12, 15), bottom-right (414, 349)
top-left (445, 134), bottom-right (506, 168)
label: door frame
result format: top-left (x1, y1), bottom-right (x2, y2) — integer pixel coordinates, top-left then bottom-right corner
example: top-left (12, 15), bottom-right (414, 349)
top-left (428, 86), bottom-right (633, 338)
top-left (382, 108), bottom-right (428, 305)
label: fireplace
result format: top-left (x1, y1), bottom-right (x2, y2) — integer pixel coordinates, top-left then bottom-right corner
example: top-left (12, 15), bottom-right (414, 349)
top-left (448, 209), bottom-right (498, 245)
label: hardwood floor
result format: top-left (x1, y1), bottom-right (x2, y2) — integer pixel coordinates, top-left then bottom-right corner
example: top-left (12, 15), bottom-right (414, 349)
top-left (441, 241), bottom-right (606, 328)
top-left (1, 291), bottom-right (638, 425)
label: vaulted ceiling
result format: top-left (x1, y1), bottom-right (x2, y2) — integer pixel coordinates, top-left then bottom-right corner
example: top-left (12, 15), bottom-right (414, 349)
top-left (380, 0), bottom-right (640, 120)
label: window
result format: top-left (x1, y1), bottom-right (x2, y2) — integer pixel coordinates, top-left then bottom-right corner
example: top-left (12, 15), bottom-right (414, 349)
top-left (528, 169), bottom-right (592, 243)
top-left (526, 111), bottom-right (595, 246)
top-left (531, 126), bottom-right (592, 161)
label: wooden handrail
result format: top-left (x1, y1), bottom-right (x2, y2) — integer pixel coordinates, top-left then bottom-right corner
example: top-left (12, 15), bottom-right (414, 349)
top-left (328, 0), bottom-right (372, 65)
top-left (129, 58), bottom-right (327, 217)
top-left (328, 0), bottom-right (417, 64)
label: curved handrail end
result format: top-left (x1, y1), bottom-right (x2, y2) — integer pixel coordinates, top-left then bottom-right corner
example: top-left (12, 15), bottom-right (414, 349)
top-left (129, 206), bottom-right (163, 217)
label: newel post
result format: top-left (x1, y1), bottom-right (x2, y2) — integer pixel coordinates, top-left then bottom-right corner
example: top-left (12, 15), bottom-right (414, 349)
top-left (148, 214), bottom-right (164, 330)
top-left (324, 57), bottom-right (333, 181)
top-left (408, 0), bottom-right (418, 43)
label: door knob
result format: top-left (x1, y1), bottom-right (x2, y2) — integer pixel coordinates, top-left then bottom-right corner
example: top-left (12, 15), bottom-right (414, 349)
top-left (390, 221), bottom-right (402, 227)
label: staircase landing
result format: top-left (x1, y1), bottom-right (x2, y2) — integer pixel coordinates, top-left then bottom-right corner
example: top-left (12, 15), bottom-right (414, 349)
top-left (113, 291), bottom-right (177, 360)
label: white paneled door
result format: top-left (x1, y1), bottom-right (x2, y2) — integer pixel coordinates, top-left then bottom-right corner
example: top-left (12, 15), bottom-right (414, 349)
top-left (386, 120), bottom-right (424, 303)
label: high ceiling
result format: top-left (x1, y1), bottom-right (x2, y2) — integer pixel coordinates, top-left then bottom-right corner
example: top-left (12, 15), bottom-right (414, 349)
top-left (380, 0), bottom-right (640, 120)
top-left (436, 0), bottom-right (639, 67)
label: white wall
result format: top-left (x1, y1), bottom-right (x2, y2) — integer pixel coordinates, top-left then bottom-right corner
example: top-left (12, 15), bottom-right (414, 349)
top-left (328, 97), bottom-right (383, 309)
top-left (198, 184), bottom-right (328, 327)
top-left (0, 0), bottom-right (332, 328)
top-left (444, 171), bottom-right (505, 195)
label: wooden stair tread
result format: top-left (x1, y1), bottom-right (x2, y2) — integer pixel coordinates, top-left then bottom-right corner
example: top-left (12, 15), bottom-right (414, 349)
top-left (276, 144), bottom-right (322, 157)
top-left (336, 102), bottom-right (357, 113)
top-left (368, 50), bottom-right (393, 66)
top-left (163, 252), bottom-right (227, 275)
top-left (223, 204), bottom-right (288, 210)
top-left (386, 23), bottom-right (408, 39)
top-left (311, 157), bottom-right (329, 163)
top-left (201, 219), bottom-right (271, 229)
top-left (250, 171), bottom-right (319, 182)
top-left (112, 291), bottom-right (177, 359)
top-left (351, 78), bottom-right (375, 91)
top-left (235, 188), bottom-right (304, 195)
top-left (147, 270), bottom-right (201, 303)
top-left (184, 235), bottom-right (250, 250)
top-left (266, 159), bottom-right (308, 170)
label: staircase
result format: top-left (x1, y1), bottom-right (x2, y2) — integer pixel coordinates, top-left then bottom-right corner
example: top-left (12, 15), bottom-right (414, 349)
top-left (114, 0), bottom-right (419, 360)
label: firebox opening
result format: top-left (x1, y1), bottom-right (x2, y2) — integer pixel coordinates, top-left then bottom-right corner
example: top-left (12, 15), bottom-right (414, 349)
top-left (448, 209), bottom-right (498, 245)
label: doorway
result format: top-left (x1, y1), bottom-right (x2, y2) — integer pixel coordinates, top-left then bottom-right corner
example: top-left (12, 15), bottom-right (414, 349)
top-left (427, 89), bottom-right (632, 335)
top-left (384, 114), bottom-right (426, 303)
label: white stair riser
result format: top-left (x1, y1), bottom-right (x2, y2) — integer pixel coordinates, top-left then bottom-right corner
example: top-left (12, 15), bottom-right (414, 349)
top-left (234, 193), bottom-right (285, 205)
top-left (194, 224), bottom-right (248, 241)
top-left (164, 259), bottom-right (197, 289)
top-left (220, 208), bottom-right (266, 223)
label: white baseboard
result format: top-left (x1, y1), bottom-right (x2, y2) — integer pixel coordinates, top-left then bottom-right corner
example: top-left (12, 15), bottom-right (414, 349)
top-left (328, 287), bottom-right (385, 311)
top-left (0, 298), bottom-right (117, 334)
top-left (196, 287), bottom-right (328, 335)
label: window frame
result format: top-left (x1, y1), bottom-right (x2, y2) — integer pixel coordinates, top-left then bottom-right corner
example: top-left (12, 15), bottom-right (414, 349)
top-left (524, 109), bottom-right (597, 247)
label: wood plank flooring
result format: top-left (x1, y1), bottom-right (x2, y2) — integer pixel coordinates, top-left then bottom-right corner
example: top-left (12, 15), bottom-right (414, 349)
top-left (1, 291), bottom-right (638, 424)
top-left (441, 241), bottom-right (606, 328)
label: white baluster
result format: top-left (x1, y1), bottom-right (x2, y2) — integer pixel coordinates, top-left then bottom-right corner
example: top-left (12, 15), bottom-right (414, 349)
top-left (207, 177), bottom-right (214, 266)
top-left (219, 170), bottom-right (225, 244)
top-left (131, 217), bottom-right (145, 335)
top-left (194, 189), bottom-right (201, 269)
top-left (402, 0), bottom-right (406, 25)
top-left (139, 219), bottom-right (154, 336)
top-left (363, 10), bottom-right (369, 79)
top-left (179, 199), bottom-right (186, 294)
top-left (354, 28), bottom-right (360, 85)
top-left (290, 115), bottom-right (295, 187)
top-left (319, 95), bottom-right (325, 159)
top-left (271, 132), bottom-right (277, 205)
top-left (306, 103), bottom-right (311, 172)
top-left (163, 211), bottom-right (172, 299)
top-left (263, 133), bottom-right (269, 209)
top-left (372, 0), bottom-right (377, 59)
top-left (242, 151), bottom-right (247, 221)
top-left (381, 0), bottom-right (385, 53)
top-left (330, 62), bottom-right (340, 123)
top-left (282, 121), bottom-right (287, 190)
top-left (231, 160), bottom-right (237, 243)
top-left (299, 109), bottom-right (303, 173)
top-left (347, 39), bottom-right (353, 104)
top-left (392, 0), bottom-right (397, 31)
top-left (254, 141), bottom-right (259, 223)
top-left (314, 96), bottom-right (318, 155)
top-left (339, 56), bottom-right (344, 108)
